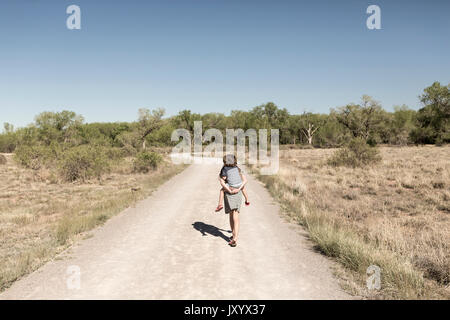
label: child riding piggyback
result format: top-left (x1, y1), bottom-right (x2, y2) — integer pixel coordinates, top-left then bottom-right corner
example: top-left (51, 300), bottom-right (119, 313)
top-left (215, 154), bottom-right (250, 212)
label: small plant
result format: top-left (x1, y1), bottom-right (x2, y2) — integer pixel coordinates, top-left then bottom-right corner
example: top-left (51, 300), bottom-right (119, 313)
top-left (327, 137), bottom-right (381, 168)
top-left (133, 151), bottom-right (163, 173)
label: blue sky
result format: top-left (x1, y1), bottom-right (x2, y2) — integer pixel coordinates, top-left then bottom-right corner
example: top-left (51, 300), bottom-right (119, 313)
top-left (0, 0), bottom-right (449, 127)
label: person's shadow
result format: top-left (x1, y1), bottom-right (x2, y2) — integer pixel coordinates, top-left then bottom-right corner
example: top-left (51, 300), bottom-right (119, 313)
top-left (192, 222), bottom-right (231, 242)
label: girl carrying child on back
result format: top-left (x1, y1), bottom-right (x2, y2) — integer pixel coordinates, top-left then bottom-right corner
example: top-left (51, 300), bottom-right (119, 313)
top-left (215, 154), bottom-right (249, 247)
top-left (215, 154), bottom-right (250, 212)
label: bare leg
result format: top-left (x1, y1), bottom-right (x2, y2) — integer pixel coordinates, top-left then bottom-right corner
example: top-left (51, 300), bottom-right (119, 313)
top-left (231, 210), bottom-right (240, 243)
top-left (242, 187), bottom-right (249, 203)
top-left (218, 188), bottom-right (224, 206)
top-left (229, 210), bottom-right (234, 237)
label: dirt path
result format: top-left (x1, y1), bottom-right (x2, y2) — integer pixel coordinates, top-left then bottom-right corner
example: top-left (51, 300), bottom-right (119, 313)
top-left (0, 163), bottom-right (350, 299)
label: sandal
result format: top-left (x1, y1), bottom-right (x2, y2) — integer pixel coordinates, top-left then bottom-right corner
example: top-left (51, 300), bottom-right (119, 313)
top-left (228, 240), bottom-right (237, 247)
top-left (215, 205), bottom-right (223, 212)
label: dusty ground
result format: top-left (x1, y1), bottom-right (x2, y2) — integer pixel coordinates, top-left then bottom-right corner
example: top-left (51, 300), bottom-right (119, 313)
top-left (0, 163), bottom-right (349, 299)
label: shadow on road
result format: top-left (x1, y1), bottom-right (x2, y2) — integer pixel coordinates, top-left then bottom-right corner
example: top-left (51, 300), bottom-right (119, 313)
top-left (192, 222), bottom-right (231, 242)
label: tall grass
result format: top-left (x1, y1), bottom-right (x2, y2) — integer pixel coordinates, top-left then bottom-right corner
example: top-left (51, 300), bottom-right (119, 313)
top-left (250, 146), bottom-right (449, 299)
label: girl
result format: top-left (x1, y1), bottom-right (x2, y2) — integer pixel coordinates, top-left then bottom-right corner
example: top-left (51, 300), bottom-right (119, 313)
top-left (215, 154), bottom-right (248, 247)
top-left (215, 156), bottom-right (250, 212)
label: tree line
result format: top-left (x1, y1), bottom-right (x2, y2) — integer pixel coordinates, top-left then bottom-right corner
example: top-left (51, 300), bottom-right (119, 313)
top-left (0, 81), bottom-right (448, 155)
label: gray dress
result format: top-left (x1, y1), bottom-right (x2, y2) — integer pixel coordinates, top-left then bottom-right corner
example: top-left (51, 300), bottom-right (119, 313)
top-left (221, 166), bottom-right (244, 213)
top-left (224, 190), bottom-right (243, 213)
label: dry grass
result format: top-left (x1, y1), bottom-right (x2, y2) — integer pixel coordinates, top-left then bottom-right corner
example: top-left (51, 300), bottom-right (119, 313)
top-left (0, 152), bottom-right (186, 291)
top-left (251, 145), bottom-right (450, 299)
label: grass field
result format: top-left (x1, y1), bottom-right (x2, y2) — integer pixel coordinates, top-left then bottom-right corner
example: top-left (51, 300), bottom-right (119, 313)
top-left (0, 152), bottom-right (186, 291)
top-left (251, 145), bottom-right (449, 299)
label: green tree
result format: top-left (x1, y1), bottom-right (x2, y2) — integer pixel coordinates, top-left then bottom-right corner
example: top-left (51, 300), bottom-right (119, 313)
top-left (0, 123), bottom-right (16, 152)
top-left (387, 105), bottom-right (416, 145)
top-left (174, 109), bottom-right (201, 133)
top-left (412, 82), bottom-right (449, 144)
top-left (34, 110), bottom-right (84, 145)
top-left (229, 110), bottom-right (255, 131)
top-left (250, 102), bottom-right (290, 130)
top-left (3, 123), bottom-right (14, 133)
top-left (315, 115), bottom-right (349, 147)
top-left (332, 95), bottom-right (384, 144)
top-left (298, 112), bottom-right (326, 146)
top-left (285, 115), bottom-right (302, 144)
top-left (138, 108), bottom-right (165, 149)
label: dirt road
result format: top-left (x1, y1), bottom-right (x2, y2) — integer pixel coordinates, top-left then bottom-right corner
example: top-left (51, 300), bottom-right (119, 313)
top-left (0, 163), bottom-right (349, 299)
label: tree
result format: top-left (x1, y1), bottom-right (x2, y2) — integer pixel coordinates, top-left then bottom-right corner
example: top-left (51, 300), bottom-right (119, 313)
top-left (250, 102), bottom-right (290, 130)
top-left (201, 113), bottom-right (227, 132)
top-left (387, 105), bottom-right (416, 145)
top-left (249, 102), bottom-right (290, 144)
top-left (145, 119), bottom-right (178, 147)
top-left (316, 115), bottom-right (349, 147)
top-left (302, 123), bottom-right (318, 145)
top-left (285, 115), bottom-right (302, 144)
top-left (229, 110), bottom-right (256, 131)
top-left (35, 110), bottom-right (83, 132)
top-left (3, 123), bottom-right (14, 134)
top-left (34, 110), bottom-right (84, 145)
top-left (412, 82), bottom-right (450, 144)
top-left (138, 108), bottom-right (165, 150)
top-left (332, 95), bottom-right (383, 143)
top-left (174, 109), bottom-right (202, 133)
top-left (299, 113), bottom-right (325, 146)
top-left (0, 123), bottom-right (16, 152)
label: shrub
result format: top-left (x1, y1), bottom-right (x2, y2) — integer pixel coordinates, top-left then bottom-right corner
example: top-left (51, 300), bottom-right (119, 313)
top-left (0, 133), bottom-right (16, 153)
top-left (327, 137), bottom-right (381, 168)
top-left (58, 145), bottom-right (109, 182)
top-left (104, 147), bottom-right (127, 160)
top-left (14, 143), bottom-right (119, 182)
top-left (0, 154), bottom-right (6, 165)
top-left (133, 151), bottom-right (163, 173)
top-left (14, 145), bottom-right (55, 170)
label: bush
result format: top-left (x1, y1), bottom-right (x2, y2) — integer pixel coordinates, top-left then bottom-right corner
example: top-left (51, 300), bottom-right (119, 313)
top-left (14, 145), bottom-right (56, 170)
top-left (0, 154), bottom-right (6, 165)
top-left (104, 147), bottom-right (127, 160)
top-left (0, 133), bottom-right (17, 153)
top-left (58, 145), bottom-right (109, 182)
top-left (327, 137), bottom-right (381, 168)
top-left (14, 143), bottom-right (121, 182)
top-left (133, 151), bottom-right (163, 173)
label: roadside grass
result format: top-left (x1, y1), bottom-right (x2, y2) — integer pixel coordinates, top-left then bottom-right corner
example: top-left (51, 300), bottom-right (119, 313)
top-left (250, 145), bottom-right (449, 299)
top-left (0, 153), bottom-right (186, 291)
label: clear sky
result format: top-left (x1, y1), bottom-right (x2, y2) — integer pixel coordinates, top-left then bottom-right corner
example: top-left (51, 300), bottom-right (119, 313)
top-left (1, 0), bottom-right (449, 127)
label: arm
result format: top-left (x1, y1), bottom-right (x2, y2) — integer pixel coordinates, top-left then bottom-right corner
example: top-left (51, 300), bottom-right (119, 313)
top-left (219, 176), bottom-right (232, 194)
top-left (236, 172), bottom-right (247, 192)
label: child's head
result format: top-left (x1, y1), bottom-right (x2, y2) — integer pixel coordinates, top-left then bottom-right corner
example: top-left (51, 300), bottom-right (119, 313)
top-left (223, 154), bottom-right (237, 167)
